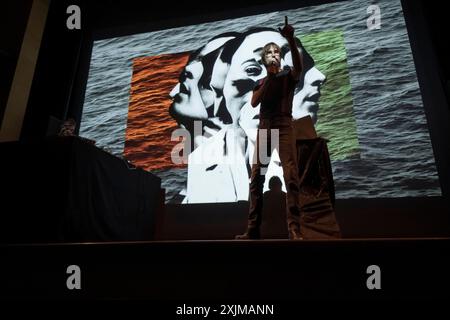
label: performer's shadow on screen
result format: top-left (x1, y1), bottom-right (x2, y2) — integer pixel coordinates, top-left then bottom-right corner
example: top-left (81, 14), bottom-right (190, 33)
top-left (260, 176), bottom-right (289, 239)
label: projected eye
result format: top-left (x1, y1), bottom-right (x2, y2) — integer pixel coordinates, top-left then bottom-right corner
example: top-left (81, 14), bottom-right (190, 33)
top-left (180, 70), bottom-right (193, 82)
top-left (245, 66), bottom-right (262, 77)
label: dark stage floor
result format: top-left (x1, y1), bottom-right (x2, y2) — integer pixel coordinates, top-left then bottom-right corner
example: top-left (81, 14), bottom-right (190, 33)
top-left (1, 237), bottom-right (449, 301)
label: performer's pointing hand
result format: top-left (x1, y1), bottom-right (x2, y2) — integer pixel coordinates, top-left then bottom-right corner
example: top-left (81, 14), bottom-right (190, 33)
top-left (279, 16), bottom-right (294, 39)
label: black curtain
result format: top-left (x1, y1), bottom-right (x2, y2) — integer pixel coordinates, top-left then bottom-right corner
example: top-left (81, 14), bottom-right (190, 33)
top-left (1, 136), bottom-right (161, 243)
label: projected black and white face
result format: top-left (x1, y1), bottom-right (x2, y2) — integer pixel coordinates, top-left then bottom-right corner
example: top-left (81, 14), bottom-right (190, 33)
top-left (82, 0), bottom-right (442, 203)
top-left (223, 31), bottom-right (288, 126)
top-left (169, 35), bottom-right (238, 149)
top-left (170, 29), bottom-right (325, 146)
top-left (168, 29), bottom-right (327, 203)
top-left (169, 36), bottom-right (236, 122)
top-left (169, 60), bottom-right (206, 120)
top-left (292, 66), bottom-right (326, 123)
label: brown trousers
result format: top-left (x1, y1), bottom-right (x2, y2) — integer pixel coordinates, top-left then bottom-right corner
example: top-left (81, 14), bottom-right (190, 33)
top-left (247, 116), bottom-right (301, 231)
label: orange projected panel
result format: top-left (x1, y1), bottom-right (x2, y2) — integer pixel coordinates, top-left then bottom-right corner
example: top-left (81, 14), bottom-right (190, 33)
top-left (124, 52), bottom-right (190, 171)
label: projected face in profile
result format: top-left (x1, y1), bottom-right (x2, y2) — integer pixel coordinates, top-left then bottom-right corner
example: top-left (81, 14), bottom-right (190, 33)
top-left (169, 35), bottom-right (238, 148)
top-left (169, 60), bottom-right (206, 121)
top-left (222, 30), bottom-right (288, 126)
